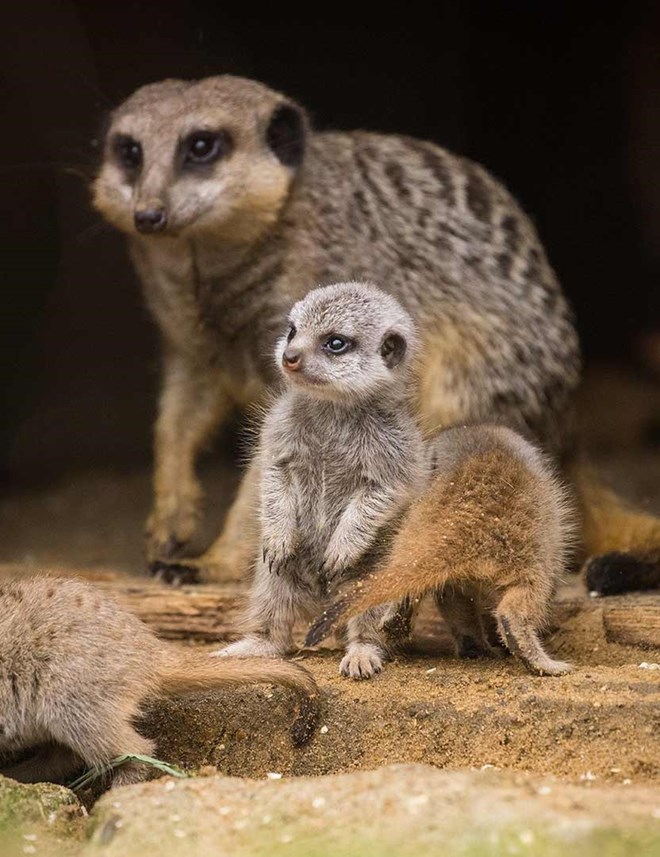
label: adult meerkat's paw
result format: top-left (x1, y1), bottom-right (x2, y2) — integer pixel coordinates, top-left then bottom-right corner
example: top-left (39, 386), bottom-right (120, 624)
top-left (149, 559), bottom-right (201, 586)
top-left (145, 494), bottom-right (202, 563)
top-left (339, 643), bottom-right (384, 680)
top-left (214, 636), bottom-right (287, 659)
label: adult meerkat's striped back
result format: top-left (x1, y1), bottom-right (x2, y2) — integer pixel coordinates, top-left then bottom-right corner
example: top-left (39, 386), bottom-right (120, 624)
top-left (306, 425), bottom-right (576, 677)
top-left (93, 74), bottom-right (655, 592)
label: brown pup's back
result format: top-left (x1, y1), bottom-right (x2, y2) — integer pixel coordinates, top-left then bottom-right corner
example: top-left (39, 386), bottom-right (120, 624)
top-left (306, 425), bottom-right (575, 676)
top-left (0, 577), bottom-right (318, 787)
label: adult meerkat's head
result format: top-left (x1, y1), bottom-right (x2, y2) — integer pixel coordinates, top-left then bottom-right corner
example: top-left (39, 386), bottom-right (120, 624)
top-left (93, 75), bottom-right (307, 241)
top-left (276, 282), bottom-right (418, 404)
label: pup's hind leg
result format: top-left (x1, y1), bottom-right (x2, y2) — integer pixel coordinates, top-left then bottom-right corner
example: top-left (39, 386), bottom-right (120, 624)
top-left (494, 585), bottom-right (572, 676)
top-left (435, 586), bottom-right (503, 659)
top-left (218, 562), bottom-right (314, 658)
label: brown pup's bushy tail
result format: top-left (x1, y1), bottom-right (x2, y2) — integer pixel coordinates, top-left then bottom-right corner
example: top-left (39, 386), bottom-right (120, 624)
top-left (573, 465), bottom-right (660, 594)
top-left (159, 652), bottom-right (319, 746)
top-left (305, 560), bottom-right (435, 649)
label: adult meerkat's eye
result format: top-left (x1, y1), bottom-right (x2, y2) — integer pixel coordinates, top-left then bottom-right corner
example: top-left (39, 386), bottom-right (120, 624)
top-left (323, 335), bottom-right (351, 355)
top-left (112, 135), bottom-right (142, 171)
top-left (183, 130), bottom-right (233, 166)
top-left (286, 324), bottom-right (297, 343)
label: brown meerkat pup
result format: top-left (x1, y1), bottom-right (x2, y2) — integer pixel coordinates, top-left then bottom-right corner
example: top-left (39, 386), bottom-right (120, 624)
top-left (0, 577), bottom-right (318, 788)
top-left (92, 74), bottom-right (655, 591)
top-left (218, 282), bottom-right (427, 679)
top-left (305, 424), bottom-right (576, 676)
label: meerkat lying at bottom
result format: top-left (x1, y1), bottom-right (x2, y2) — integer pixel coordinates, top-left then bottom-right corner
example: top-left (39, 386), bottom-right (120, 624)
top-left (306, 424), bottom-right (575, 676)
top-left (0, 577), bottom-right (318, 788)
top-left (218, 282), bottom-right (427, 679)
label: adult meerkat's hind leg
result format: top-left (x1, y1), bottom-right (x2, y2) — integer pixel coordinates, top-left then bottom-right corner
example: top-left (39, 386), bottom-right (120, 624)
top-left (494, 584), bottom-right (572, 676)
top-left (575, 466), bottom-right (660, 594)
top-left (152, 459), bottom-right (260, 584)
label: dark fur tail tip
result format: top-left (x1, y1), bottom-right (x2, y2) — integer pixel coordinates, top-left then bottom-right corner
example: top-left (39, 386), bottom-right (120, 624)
top-left (585, 552), bottom-right (660, 596)
top-left (291, 695), bottom-right (320, 747)
top-left (149, 560), bottom-right (200, 586)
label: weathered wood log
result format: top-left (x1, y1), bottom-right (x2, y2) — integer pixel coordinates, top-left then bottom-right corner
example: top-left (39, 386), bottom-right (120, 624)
top-left (602, 594), bottom-right (660, 649)
top-left (99, 582), bottom-right (247, 642)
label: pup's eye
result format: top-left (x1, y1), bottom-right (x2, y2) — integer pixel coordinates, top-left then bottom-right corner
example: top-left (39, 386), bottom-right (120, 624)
top-left (183, 131), bottom-right (233, 165)
top-left (323, 335), bottom-right (351, 354)
top-left (113, 135), bottom-right (142, 171)
top-left (286, 324), bottom-right (296, 343)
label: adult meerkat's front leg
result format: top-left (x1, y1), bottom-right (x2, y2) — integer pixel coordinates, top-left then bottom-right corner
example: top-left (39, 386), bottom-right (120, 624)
top-left (147, 351), bottom-right (232, 563)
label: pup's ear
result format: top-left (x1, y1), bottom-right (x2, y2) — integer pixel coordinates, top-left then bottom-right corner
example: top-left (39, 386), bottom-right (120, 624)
top-left (380, 332), bottom-right (407, 369)
top-left (266, 102), bottom-right (307, 168)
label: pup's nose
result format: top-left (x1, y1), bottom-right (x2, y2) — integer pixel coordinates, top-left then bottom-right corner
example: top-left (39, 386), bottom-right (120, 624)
top-left (282, 348), bottom-right (302, 371)
top-left (134, 207), bottom-right (167, 233)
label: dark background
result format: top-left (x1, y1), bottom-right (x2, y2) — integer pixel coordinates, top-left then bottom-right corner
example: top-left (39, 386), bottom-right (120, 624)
top-left (2, 2), bottom-right (660, 480)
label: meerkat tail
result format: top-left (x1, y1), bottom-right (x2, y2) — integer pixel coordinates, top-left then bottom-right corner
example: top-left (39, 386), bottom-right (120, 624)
top-left (159, 651), bottom-right (319, 746)
top-left (305, 555), bottom-right (443, 648)
top-left (573, 465), bottom-right (660, 594)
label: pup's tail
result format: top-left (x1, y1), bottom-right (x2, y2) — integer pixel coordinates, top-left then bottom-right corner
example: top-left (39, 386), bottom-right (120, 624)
top-left (573, 465), bottom-right (660, 594)
top-left (159, 652), bottom-right (319, 746)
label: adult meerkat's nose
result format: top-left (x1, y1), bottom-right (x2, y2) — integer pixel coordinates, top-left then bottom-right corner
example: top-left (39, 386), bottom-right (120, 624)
top-left (282, 347), bottom-right (302, 371)
top-left (134, 205), bottom-right (167, 233)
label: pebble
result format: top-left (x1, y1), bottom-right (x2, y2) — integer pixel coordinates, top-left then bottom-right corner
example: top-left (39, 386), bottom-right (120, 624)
top-left (267, 772), bottom-right (283, 780)
top-left (639, 662), bottom-right (660, 670)
top-left (320, 725), bottom-right (329, 734)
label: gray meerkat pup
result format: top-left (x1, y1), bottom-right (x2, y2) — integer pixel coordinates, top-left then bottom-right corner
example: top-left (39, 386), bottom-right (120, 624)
top-left (93, 74), bottom-right (657, 591)
top-left (218, 282), bottom-right (427, 679)
top-left (0, 577), bottom-right (318, 788)
top-left (306, 424), bottom-right (576, 677)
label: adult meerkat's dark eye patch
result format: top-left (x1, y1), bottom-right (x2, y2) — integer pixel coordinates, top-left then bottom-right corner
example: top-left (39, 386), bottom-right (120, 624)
top-left (266, 104), bottom-right (306, 168)
top-left (111, 134), bottom-right (143, 173)
top-left (380, 332), bottom-right (406, 368)
top-left (179, 130), bottom-right (233, 169)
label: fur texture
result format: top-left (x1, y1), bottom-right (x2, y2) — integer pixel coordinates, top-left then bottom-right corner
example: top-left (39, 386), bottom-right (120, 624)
top-left (306, 425), bottom-right (576, 676)
top-left (218, 283), bottom-right (427, 679)
top-left (0, 577), bottom-right (318, 787)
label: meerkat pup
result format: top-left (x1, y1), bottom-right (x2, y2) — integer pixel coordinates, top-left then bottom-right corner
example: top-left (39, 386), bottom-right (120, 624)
top-left (93, 74), bottom-right (584, 584)
top-left (306, 424), bottom-right (576, 676)
top-left (218, 282), bottom-right (427, 679)
top-left (0, 577), bottom-right (318, 788)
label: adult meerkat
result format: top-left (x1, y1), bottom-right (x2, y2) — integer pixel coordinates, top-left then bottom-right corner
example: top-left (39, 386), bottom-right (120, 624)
top-left (218, 283), bottom-right (427, 679)
top-left (0, 577), bottom-right (318, 788)
top-left (93, 74), bottom-right (656, 591)
top-left (305, 424), bottom-right (575, 676)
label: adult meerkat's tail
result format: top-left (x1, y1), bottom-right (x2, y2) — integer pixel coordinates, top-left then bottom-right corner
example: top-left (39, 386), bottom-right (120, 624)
top-left (573, 465), bottom-right (660, 594)
top-left (158, 651), bottom-right (319, 746)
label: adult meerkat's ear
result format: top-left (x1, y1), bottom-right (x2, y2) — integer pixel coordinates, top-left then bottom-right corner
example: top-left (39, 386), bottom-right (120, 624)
top-left (380, 331), bottom-right (407, 369)
top-left (266, 102), bottom-right (307, 168)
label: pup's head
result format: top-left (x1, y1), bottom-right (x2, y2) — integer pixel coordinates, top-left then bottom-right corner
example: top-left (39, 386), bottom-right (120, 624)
top-left (93, 75), bottom-right (307, 242)
top-left (276, 282), bottom-right (417, 403)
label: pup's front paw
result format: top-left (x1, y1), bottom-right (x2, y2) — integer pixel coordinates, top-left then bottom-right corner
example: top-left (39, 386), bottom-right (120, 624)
top-left (339, 643), bottom-right (384, 680)
top-left (262, 534), bottom-right (295, 575)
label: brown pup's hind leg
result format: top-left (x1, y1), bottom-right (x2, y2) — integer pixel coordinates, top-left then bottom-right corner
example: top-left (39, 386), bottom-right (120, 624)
top-left (494, 585), bottom-right (572, 676)
top-left (434, 585), bottom-right (504, 659)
